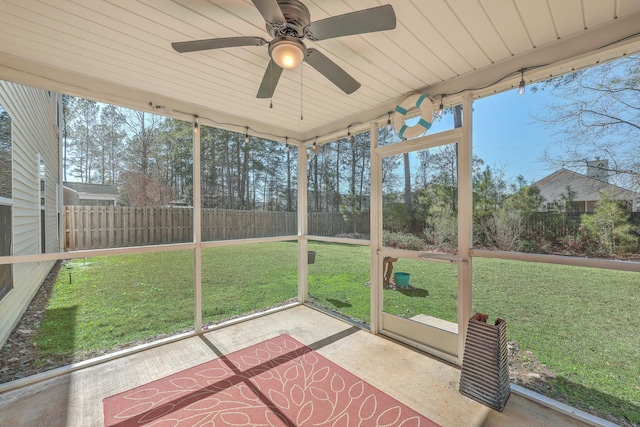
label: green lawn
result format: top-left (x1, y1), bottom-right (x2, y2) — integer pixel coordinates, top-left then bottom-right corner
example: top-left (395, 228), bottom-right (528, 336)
top-left (473, 258), bottom-right (640, 423)
top-left (35, 241), bottom-right (639, 423)
top-left (308, 244), bottom-right (460, 323)
top-left (36, 250), bottom-right (197, 354)
top-left (307, 242), bottom-right (371, 321)
top-left (36, 243), bottom-right (298, 354)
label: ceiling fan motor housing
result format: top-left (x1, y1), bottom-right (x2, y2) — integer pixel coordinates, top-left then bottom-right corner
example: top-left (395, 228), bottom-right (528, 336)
top-left (267, 0), bottom-right (310, 39)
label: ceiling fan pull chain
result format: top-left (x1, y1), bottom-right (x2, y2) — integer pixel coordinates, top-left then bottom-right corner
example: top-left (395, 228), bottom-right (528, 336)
top-left (300, 64), bottom-right (304, 121)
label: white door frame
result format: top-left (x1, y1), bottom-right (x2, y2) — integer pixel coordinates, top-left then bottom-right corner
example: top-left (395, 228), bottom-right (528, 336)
top-left (369, 94), bottom-right (473, 365)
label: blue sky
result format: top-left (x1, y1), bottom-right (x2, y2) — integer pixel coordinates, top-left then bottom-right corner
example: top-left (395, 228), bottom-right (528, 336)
top-left (472, 87), bottom-right (560, 183)
top-left (425, 86), bottom-right (561, 185)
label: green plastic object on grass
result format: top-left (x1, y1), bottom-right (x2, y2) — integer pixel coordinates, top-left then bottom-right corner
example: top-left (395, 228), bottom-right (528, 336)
top-left (394, 272), bottom-right (410, 287)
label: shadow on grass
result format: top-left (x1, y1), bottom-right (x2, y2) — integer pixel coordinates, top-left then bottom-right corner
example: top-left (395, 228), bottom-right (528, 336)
top-left (326, 298), bottom-right (352, 308)
top-left (549, 376), bottom-right (640, 425)
top-left (36, 305), bottom-right (78, 354)
top-left (396, 287), bottom-right (429, 298)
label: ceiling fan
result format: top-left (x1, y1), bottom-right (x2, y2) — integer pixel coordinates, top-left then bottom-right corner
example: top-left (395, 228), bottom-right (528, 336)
top-left (172, 0), bottom-right (396, 98)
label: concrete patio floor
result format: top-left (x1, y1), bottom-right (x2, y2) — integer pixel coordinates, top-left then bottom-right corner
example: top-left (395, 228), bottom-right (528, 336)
top-left (0, 305), bottom-right (599, 426)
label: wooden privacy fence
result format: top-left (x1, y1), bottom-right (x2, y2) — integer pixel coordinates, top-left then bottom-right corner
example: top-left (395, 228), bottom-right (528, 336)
top-left (308, 211), bottom-right (370, 237)
top-left (522, 212), bottom-right (640, 240)
top-left (64, 207), bottom-right (640, 251)
top-left (522, 212), bottom-right (582, 239)
top-left (64, 206), bottom-right (370, 250)
top-left (65, 206), bottom-right (193, 250)
top-left (201, 209), bottom-right (297, 241)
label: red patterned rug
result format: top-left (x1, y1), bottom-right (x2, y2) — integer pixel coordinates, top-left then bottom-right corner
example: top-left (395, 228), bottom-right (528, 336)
top-left (103, 334), bottom-right (440, 426)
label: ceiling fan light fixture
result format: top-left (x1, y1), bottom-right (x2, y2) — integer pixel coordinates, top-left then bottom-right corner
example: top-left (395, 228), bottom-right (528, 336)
top-left (270, 38), bottom-right (306, 69)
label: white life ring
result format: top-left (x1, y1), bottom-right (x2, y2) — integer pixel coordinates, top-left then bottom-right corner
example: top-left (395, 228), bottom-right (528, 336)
top-left (393, 94), bottom-right (434, 139)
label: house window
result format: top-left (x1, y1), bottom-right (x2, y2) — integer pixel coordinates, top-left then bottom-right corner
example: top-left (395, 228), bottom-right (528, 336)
top-left (40, 158), bottom-right (45, 204)
top-left (39, 157), bottom-right (46, 253)
top-left (567, 201), bottom-right (580, 213)
top-left (0, 105), bottom-right (10, 200)
top-left (0, 103), bottom-right (13, 299)
top-left (56, 183), bottom-right (60, 243)
top-left (546, 202), bottom-right (555, 212)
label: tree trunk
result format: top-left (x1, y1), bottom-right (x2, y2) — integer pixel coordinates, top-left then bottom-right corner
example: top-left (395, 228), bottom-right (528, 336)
top-left (224, 133), bottom-right (233, 208)
top-left (313, 150), bottom-right (319, 210)
top-left (403, 152), bottom-right (412, 215)
top-left (236, 134), bottom-right (244, 209)
top-left (359, 144), bottom-right (366, 211)
top-left (242, 138), bottom-right (250, 208)
top-left (286, 147), bottom-right (292, 211)
top-left (335, 141), bottom-right (341, 211)
top-left (453, 105), bottom-right (462, 211)
top-left (350, 141), bottom-right (357, 197)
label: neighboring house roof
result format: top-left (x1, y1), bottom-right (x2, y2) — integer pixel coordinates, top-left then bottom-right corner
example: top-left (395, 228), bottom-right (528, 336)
top-left (63, 182), bottom-right (118, 196)
top-left (532, 168), bottom-right (639, 203)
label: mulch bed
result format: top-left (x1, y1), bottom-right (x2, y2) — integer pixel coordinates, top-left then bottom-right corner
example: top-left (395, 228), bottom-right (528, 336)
top-left (0, 261), bottom-right (72, 383)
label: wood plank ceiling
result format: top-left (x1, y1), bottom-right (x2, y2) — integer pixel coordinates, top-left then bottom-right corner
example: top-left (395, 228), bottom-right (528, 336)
top-left (0, 0), bottom-right (639, 143)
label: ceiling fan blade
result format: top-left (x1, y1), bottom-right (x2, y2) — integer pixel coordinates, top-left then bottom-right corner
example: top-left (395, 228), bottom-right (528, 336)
top-left (172, 36), bottom-right (266, 53)
top-left (305, 5), bottom-right (396, 41)
top-left (257, 60), bottom-right (284, 98)
top-left (305, 49), bottom-right (360, 95)
top-left (250, 0), bottom-right (286, 25)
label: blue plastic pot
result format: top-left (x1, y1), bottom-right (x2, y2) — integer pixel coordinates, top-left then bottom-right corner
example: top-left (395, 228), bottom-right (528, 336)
top-left (394, 272), bottom-right (410, 287)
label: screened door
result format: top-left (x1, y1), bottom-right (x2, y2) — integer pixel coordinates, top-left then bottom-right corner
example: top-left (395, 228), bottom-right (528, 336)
top-left (372, 110), bottom-right (472, 364)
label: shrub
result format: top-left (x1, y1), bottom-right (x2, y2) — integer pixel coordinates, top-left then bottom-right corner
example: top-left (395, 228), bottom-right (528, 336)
top-left (482, 208), bottom-right (524, 251)
top-left (423, 205), bottom-right (457, 249)
top-left (334, 232), bottom-right (368, 240)
top-left (579, 192), bottom-right (638, 254)
top-left (382, 231), bottom-right (427, 251)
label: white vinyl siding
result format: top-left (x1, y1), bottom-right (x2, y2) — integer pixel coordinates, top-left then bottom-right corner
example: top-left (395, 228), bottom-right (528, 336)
top-left (0, 81), bottom-right (60, 347)
top-left (0, 101), bottom-right (12, 301)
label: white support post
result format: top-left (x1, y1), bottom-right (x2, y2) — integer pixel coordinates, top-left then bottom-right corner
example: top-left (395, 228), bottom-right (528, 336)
top-left (193, 119), bottom-right (202, 333)
top-left (297, 144), bottom-right (309, 303)
top-left (369, 123), bottom-right (382, 333)
top-left (457, 93), bottom-right (474, 364)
